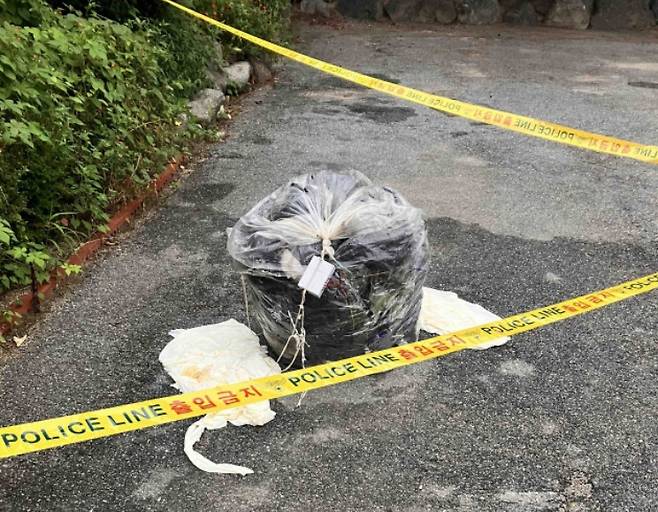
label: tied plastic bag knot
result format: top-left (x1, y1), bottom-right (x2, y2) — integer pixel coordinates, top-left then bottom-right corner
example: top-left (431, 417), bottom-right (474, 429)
top-left (321, 237), bottom-right (334, 260)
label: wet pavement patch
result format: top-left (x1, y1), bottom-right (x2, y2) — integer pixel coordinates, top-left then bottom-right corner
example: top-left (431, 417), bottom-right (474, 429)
top-left (320, 72), bottom-right (400, 90)
top-left (320, 76), bottom-right (361, 89)
top-left (187, 182), bottom-right (236, 202)
top-left (366, 72), bottom-right (401, 84)
top-left (627, 81), bottom-right (658, 89)
top-left (212, 151), bottom-right (245, 159)
top-left (347, 102), bottom-right (416, 123)
top-left (250, 135), bottom-right (274, 145)
top-left (312, 106), bottom-right (345, 116)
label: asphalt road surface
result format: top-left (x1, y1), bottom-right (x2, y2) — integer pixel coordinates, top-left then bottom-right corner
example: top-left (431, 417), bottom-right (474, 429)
top-left (1, 21), bottom-right (657, 512)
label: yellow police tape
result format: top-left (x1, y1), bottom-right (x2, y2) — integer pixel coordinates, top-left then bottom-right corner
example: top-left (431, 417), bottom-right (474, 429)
top-left (161, 0), bottom-right (658, 166)
top-left (1, 272), bottom-right (656, 459)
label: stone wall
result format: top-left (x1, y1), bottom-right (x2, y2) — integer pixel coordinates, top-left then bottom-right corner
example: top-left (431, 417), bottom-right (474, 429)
top-left (329, 0), bottom-right (658, 29)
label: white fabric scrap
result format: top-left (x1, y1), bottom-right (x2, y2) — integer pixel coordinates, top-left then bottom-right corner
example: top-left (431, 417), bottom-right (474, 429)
top-left (418, 287), bottom-right (510, 350)
top-left (159, 319), bottom-right (281, 475)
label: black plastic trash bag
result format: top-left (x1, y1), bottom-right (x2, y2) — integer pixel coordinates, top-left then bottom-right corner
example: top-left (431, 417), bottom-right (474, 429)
top-left (227, 171), bottom-right (429, 366)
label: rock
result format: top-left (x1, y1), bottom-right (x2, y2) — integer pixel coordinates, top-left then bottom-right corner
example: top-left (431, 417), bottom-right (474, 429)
top-left (188, 88), bottom-right (225, 126)
top-left (206, 69), bottom-right (228, 92)
top-left (499, 0), bottom-right (520, 9)
top-left (530, 0), bottom-right (553, 15)
top-left (544, 0), bottom-right (593, 29)
top-left (250, 59), bottom-right (273, 84)
top-left (385, 0), bottom-right (423, 21)
top-left (225, 61), bottom-right (251, 91)
top-left (456, 0), bottom-right (502, 23)
top-left (417, 1), bottom-right (439, 21)
top-left (504, 1), bottom-right (540, 23)
top-left (591, 0), bottom-right (655, 30)
top-left (434, 0), bottom-right (458, 22)
top-left (300, 0), bottom-right (337, 17)
top-left (385, 0), bottom-right (457, 22)
top-left (336, 0), bottom-right (385, 19)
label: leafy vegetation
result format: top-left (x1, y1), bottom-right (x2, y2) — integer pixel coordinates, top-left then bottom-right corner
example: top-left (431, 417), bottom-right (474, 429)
top-left (46, 0), bottom-right (291, 59)
top-left (197, 0), bottom-right (291, 59)
top-left (0, 7), bottom-right (187, 296)
top-left (0, 0), bottom-right (290, 321)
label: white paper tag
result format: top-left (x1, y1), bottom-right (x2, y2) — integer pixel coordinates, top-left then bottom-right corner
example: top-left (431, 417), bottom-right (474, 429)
top-left (298, 256), bottom-right (335, 298)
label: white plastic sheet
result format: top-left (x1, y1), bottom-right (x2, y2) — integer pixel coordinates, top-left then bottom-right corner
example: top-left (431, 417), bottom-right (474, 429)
top-left (159, 319), bottom-right (280, 475)
top-left (418, 287), bottom-right (510, 350)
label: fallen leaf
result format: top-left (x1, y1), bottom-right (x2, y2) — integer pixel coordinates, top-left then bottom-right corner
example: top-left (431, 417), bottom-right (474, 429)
top-left (13, 335), bottom-right (27, 347)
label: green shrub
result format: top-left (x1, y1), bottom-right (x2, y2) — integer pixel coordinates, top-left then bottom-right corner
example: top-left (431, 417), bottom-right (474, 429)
top-left (196, 0), bottom-right (291, 59)
top-left (0, 0), bottom-right (291, 300)
top-left (43, 0), bottom-right (291, 56)
top-left (0, 0), bottom-right (50, 26)
top-left (47, 0), bottom-right (171, 22)
top-left (156, 12), bottom-right (216, 98)
top-left (0, 5), bottom-right (187, 292)
top-left (44, 0), bottom-right (291, 62)
top-left (44, 0), bottom-right (218, 98)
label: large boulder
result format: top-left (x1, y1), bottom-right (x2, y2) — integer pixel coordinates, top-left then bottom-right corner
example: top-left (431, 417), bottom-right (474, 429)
top-left (591, 0), bottom-right (655, 30)
top-left (206, 69), bottom-right (228, 92)
top-left (434, 0), bottom-right (458, 22)
top-left (545, 0), bottom-right (593, 29)
top-left (456, 0), bottom-right (502, 23)
top-left (385, 0), bottom-right (457, 22)
top-left (499, 0), bottom-right (520, 8)
top-left (225, 61), bottom-right (252, 91)
top-left (385, 0), bottom-right (423, 21)
top-left (250, 59), bottom-right (273, 84)
top-left (416, 0), bottom-right (441, 22)
top-left (300, 0), bottom-right (338, 17)
top-left (530, 0), bottom-right (554, 15)
top-left (504, 0), bottom-right (541, 23)
top-left (188, 88), bottom-right (225, 126)
top-left (336, 0), bottom-right (385, 19)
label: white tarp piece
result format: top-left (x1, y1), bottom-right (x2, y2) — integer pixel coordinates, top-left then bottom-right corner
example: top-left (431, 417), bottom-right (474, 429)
top-left (418, 287), bottom-right (510, 350)
top-left (159, 319), bottom-right (281, 475)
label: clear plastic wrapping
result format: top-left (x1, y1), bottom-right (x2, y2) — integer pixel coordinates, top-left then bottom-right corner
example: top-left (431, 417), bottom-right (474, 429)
top-left (227, 171), bottom-right (429, 365)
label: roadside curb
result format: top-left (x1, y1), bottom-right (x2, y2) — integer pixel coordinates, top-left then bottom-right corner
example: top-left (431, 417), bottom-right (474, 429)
top-left (0, 156), bottom-right (185, 337)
